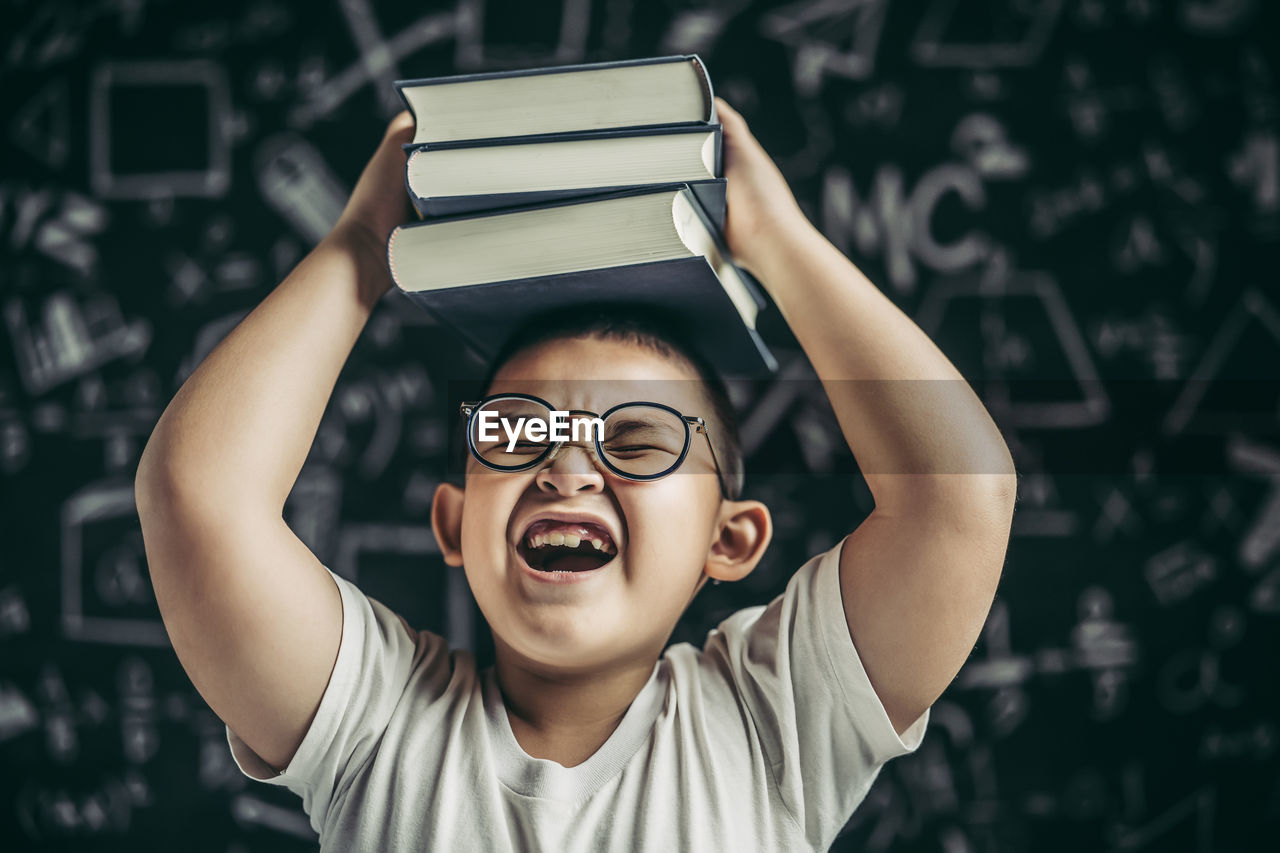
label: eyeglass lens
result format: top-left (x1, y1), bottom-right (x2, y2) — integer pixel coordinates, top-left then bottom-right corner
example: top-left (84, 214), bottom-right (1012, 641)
top-left (468, 397), bottom-right (689, 478)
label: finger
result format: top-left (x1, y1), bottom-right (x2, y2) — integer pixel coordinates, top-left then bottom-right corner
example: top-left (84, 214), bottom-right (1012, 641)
top-left (715, 97), bottom-right (753, 141)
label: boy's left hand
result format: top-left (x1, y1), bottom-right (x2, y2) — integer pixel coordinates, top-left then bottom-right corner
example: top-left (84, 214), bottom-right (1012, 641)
top-left (714, 96), bottom-right (814, 277)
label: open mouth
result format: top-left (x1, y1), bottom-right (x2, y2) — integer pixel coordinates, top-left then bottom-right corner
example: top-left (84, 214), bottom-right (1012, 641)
top-left (517, 519), bottom-right (618, 574)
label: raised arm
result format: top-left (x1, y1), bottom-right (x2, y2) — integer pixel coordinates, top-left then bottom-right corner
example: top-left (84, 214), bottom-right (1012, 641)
top-left (134, 112), bottom-right (415, 772)
top-left (715, 98), bottom-right (1017, 736)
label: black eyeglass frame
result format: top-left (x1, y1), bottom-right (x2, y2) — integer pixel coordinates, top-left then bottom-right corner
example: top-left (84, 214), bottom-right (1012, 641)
top-left (459, 392), bottom-right (730, 500)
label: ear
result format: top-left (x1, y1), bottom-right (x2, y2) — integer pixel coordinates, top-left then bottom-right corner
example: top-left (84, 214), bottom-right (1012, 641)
top-left (431, 482), bottom-right (466, 567)
top-left (705, 499), bottom-right (772, 583)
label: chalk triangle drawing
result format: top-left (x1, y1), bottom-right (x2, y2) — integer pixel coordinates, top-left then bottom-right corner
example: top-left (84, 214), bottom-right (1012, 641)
top-left (761, 0), bottom-right (890, 92)
top-left (1163, 289), bottom-right (1280, 435)
top-left (916, 265), bottom-right (1109, 428)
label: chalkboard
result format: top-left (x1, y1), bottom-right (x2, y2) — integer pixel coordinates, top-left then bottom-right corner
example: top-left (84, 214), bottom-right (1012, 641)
top-left (2, 1), bottom-right (1277, 851)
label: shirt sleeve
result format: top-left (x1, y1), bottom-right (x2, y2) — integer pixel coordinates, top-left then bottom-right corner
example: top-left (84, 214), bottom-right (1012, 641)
top-left (224, 566), bottom-right (445, 833)
top-left (700, 536), bottom-right (930, 847)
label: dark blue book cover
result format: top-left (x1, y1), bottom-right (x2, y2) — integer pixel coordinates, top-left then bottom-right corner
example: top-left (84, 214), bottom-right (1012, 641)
top-left (406, 177), bottom-right (728, 235)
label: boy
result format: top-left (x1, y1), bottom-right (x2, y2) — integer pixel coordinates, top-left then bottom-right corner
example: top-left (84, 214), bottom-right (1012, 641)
top-left (135, 97), bottom-right (1017, 851)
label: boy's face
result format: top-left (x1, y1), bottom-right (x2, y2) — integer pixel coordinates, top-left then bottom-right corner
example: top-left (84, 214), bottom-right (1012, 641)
top-left (432, 335), bottom-right (769, 673)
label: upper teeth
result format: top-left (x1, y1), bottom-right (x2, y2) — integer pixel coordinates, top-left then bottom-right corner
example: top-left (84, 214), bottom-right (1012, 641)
top-left (524, 530), bottom-right (615, 553)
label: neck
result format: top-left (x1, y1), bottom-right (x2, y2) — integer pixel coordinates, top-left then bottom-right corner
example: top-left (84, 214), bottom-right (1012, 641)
top-left (492, 642), bottom-right (658, 767)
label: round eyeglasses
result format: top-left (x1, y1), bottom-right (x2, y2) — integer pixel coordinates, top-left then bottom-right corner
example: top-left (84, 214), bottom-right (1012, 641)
top-left (459, 393), bottom-right (730, 499)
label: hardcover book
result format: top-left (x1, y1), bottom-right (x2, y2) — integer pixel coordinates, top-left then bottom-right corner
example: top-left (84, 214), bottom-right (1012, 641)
top-left (386, 182), bottom-right (776, 377)
top-left (402, 124), bottom-right (724, 221)
top-left (395, 54), bottom-right (716, 145)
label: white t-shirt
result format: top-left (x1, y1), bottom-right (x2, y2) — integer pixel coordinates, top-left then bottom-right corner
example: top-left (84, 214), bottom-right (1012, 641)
top-left (227, 537), bottom-right (930, 852)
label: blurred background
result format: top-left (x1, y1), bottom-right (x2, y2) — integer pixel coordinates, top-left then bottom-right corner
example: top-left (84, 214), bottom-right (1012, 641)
top-left (2, 0), bottom-right (1278, 850)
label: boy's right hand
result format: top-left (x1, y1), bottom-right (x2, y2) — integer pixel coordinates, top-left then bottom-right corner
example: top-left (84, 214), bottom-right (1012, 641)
top-left (327, 110), bottom-right (417, 291)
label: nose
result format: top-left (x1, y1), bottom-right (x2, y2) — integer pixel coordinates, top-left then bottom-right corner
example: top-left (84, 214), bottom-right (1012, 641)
top-left (534, 441), bottom-right (606, 495)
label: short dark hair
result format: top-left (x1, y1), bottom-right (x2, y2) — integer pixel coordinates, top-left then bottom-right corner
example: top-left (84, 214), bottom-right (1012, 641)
top-left (474, 303), bottom-right (745, 500)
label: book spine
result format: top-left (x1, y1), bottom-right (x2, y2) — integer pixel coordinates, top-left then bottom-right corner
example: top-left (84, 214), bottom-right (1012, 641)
top-left (407, 180), bottom-right (725, 234)
top-left (394, 54), bottom-right (697, 90)
top-left (690, 54), bottom-right (715, 123)
top-left (712, 124), bottom-right (723, 178)
top-left (679, 183), bottom-right (768, 316)
top-left (684, 180), bottom-right (726, 234)
top-left (392, 179), bottom-right (728, 230)
top-left (409, 193), bottom-right (429, 220)
top-left (742, 325), bottom-right (779, 374)
top-left (395, 84), bottom-right (418, 131)
top-left (411, 186), bottom-right (690, 219)
top-left (402, 158), bottom-right (427, 220)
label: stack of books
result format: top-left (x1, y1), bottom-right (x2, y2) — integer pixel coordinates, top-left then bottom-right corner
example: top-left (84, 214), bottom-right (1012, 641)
top-left (384, 54), bottom-right (778, 376)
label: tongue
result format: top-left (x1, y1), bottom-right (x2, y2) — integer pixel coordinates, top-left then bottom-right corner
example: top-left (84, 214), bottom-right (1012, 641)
top-left (542, 553), bottom-right (608, 573)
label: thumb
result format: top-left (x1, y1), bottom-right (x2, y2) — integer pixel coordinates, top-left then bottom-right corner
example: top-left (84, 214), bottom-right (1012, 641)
top-left (383, 110), bottom-right (415, 145)
top-left (715, 97), bottom-right (760, 148)
top-left (715, 97), bottom-right (746, 125)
